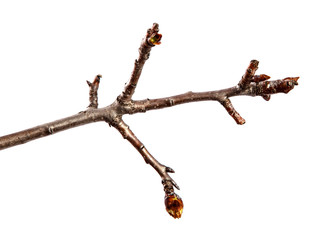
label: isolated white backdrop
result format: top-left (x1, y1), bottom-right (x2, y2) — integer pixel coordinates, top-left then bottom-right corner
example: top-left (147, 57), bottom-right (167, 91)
top-left (0, 0), bottom-right (319, 239)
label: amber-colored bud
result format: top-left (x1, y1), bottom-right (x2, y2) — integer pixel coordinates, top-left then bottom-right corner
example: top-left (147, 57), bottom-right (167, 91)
top-left (165, 193), bottom-right (183, 219)
top-left (149, 33), bottom-right (162, 45)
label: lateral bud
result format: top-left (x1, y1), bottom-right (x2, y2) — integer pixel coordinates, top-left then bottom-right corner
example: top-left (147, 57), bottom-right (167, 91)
top-left (262, 94), bottom-right (271, 101)
top-left (145, 23), bottom-right (162, 46)
top-left (252, 74), bottom-right (271, 83)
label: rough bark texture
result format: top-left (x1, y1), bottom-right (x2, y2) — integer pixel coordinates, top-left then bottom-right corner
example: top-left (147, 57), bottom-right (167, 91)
top-left (0, 23), bottom-right (299, 218)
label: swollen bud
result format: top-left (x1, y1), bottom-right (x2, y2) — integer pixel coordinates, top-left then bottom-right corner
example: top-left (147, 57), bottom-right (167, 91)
top-left (252, 74), bottom-right (271, 83)
top-left (149, 33), bottom-right (162, 45)
top-left (165, 193), bottom-right (183, 219)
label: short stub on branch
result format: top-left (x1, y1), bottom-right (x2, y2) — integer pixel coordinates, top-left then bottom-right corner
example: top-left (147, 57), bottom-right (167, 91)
top-left (87, 74), bottom-right (101, 108)
top-left (220, 98), bottom-right (246, 125)
top-left (238, 59), bottom-right (259, 88)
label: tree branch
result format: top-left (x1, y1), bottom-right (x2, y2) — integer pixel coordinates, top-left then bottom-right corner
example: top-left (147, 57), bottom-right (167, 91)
top-left (0, 108), bottom-right (110, 150)
top-left (128, 77), bottom-right (298, 120)
top-left (0, 23), bottom-right (299, 218)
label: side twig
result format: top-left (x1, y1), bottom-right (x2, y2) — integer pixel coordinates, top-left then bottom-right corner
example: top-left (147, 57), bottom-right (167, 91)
top-left (87, 74), bottom-right (102, 108)
top-left (110, 119), bottom-right (180, 190)
top-left (118, 23), bottom-right (162, 103)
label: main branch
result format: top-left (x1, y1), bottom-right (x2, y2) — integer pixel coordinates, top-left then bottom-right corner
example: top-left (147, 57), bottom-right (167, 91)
top-left (0, 23), bottom-right (299, 219)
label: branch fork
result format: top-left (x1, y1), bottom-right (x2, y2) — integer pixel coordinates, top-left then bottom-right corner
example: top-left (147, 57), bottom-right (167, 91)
top-left (0, 23), bottom-right (299, 219)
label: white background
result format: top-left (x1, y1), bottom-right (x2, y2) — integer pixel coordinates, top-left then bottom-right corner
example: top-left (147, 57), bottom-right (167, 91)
top-left (0, 0), bottom-right (319, 239)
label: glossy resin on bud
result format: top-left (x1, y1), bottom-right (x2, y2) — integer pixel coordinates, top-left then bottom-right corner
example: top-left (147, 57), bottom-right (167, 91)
top-left (149, 33), bottom-right (162, 45)
top-left (165, 193), bottom-right (183, 219)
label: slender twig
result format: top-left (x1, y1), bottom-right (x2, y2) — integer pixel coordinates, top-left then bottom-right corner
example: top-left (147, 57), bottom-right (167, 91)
top-left (0, 23), bottom-right (299, 218)
top-left (128, 77), bottom-right (298, 115)
top-left (0, 76), bottom-right (298, 150)
top-left (118, 23), bottom-right (161, 103)
top-left (110, 119), bottom-right (179, 191)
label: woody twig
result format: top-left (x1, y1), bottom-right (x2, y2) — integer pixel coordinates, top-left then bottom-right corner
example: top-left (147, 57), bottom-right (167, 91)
top-left (0, 23), bottom-right (299, 219)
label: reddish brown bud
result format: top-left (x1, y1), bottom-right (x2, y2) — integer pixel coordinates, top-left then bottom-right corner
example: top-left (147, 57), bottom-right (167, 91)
top-left (262, 94), bottom-right (271, 101)
top-left (165, 193), bottom-right (183, 219)
top-left (282, 77), bottom-right (299, 93)
top-left (252, 74), bottom-right (271, 83)
top-left (148, 33), bottom-right (162, 45)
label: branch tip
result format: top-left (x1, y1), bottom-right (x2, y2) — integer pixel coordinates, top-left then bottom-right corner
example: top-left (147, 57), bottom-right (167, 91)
top-left (148, 33), bottom-right (162, 45)
top-left (87, 75), bottom-right (101, 108)
top-left (118, 23), bottom-right (160, 102)
top-left (251, 59), bottom-right (259, 67)
top-left (284, 76), bottom-right (299, 85)
top-left (256, 76), bottom-right (299, 95)
top-left (147, 23), bottom-right (162, 46)
top-left (148, 23), bottom-right (159, 35)
top-left (165, 192), bottom-right (183, 219)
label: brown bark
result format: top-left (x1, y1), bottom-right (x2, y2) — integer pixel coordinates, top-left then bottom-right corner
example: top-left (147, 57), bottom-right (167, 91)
top-left (0, 23), bottom-right (299, 218)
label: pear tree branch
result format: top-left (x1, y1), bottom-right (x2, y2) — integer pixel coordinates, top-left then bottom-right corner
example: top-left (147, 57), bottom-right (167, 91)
top-left (0, 23), bottom-right (299, 219)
